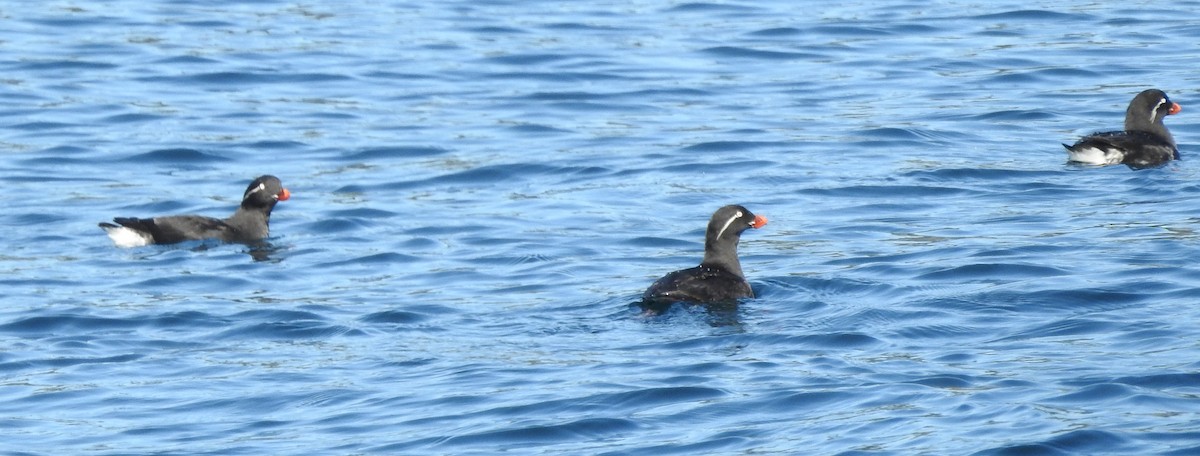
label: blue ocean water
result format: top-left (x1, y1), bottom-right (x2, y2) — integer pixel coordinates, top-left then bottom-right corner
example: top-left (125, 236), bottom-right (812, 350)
top-left (3, 0), bottom-right (1200, 454)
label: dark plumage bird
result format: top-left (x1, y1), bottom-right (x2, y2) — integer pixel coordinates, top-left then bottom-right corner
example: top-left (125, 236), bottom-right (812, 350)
top-left (1064, 88), bottom-right (1182, 169)
top-left (641, 205), bottom-right (768, 310)
top-left (100, 175), bottom-right (290, 247)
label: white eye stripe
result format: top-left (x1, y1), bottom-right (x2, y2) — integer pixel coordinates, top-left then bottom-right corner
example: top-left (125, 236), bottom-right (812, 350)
top-left (1150, 97), bottom-right (1167, 123)
top-left (247, 182), bottom-right (266, 196)
top-left (715, 210), bottom-right (743, 241)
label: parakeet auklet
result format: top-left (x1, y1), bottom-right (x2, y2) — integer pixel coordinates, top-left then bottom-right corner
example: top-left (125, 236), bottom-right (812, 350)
top-left (642, 204), bottom-right (768, 310)
top-left (1064, 89), bottom-right (1181, 169)
top-left (100, 175), bottom-right (290, 247)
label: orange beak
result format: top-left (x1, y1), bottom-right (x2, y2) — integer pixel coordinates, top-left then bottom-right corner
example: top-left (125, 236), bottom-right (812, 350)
top-left (277, 188), bottom-right (291, 201)
top-left (1169, 102), bottom-right (1182, 115)
top-left (751, 215), bottom-right (768, 229)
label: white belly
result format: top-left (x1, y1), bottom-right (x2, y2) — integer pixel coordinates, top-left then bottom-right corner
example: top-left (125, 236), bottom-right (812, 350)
top-left (1067, 146), bottom-right (1124, 165)
top-left (103, 226), bottom-right (154, 248)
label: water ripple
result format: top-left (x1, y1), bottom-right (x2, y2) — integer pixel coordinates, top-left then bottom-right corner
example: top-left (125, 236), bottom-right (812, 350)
top-left (3, 1), bottom-right (1200, 454)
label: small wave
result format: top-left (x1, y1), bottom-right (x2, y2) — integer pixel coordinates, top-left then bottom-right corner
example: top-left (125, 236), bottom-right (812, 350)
top-left (809, 25), bottom-right (894, 37)
top-left (891, 324), bottom-right (984, 340)
top-left (11, 208), bottom-right (71, 224)
top-left (782, 332), bottom-right (882, 348)
top-left (102, 113), bottom-right (167, 124)
top-left (971, 10), bottom-right (1093, 21)
top-left (122, 274), bottom-right (254, 292)
top-left (974, 429), bottom-right (1131, 456)
top-left (680, 141), bottom-right (789, 152)
top-left (16, 60), bottom-right (117, 71)
top-left (0, 315), bottom-right (138, 333)
top-left (107, 199), bottom-right (193, 214)
top-left (440, 163), bottom-right (559, 184)
top-left (622, 236), bottom-right (694, 249)
top-left (520, 91), bottom-right (608, 101)
top-left (314, 252), bottom-right (421, 268)
top-left (327, 208), bottom-right (400, 219)
top-left (359, 310), bottom-right (429, 325)
top-left (700, 46), bottom-right (822, 60)
top-left (0, 311), bottom-right (223, 335)
top-left (341, 146), bottom-right (449, 160)
top-left (463, 26), bottom-right (527, 34)
top-left (983, 71), bottom-right (1043, 84)
top-left (7, 121), bottom-right (79, 131)
top-left (243, 140), bottom-right (308, 150)
top-left (118, 148), bottom-right (231, 163)
top-left (437, 417), bottom-right (640, 447)
top-left (374, 162), bottom-right (614, 190)
top-left (214, 321), bottom-right (362, 340)
top-left (907, 375), bottom-right (976, 389)
top-left (757, 390), bottom-right (858, 412)
top-left (915, 263), bottom-right (1070, 281)
top-left (482, 53), bottom-right (573, 66)
top-left (506, 124), bottom-right (572, 134)
top-left (39, 145), bottom-right (89, 154)
top-left (1046, 383), bottom-right (1134, 403)
top-left (212, 309), bottom-right (362, 340)
top-left (139, 71), bottom-right (352, 85)
top-left (854, 127), bottom-right (971, 142)
top-left (602, 386), bottom-right (726, 409)
top-left (153, 55), bottom-right (221, 65)
top-left (488, 71), bottom-right (631, 82)
top-left (298, 218), bottom-right (375, 234)
top-left (667, 3), bottom-right (758, 13)
top-left (1004, 318), bottom-right (1121, 341)
top-left (747, 27), bottom-right (803, 37)
top-left (20, 157), bottom-right (96, 167)
top-left (542, 22), bottom-right (628, 32)
top-left (799, 184), bottom-right (977, 198)
top-left (1109, 372), bottom-right (1200, 389)
top-left (0, 353), bottom-right (144, 373)
top-left (969, 109), bottom-right (1057, 121)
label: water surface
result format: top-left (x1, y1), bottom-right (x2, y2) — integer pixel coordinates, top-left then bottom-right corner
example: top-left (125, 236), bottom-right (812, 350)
top-left (3, 1), bottom-right (1200, 454)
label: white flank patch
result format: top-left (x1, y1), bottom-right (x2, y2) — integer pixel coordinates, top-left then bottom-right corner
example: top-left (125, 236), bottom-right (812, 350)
top-left (103, 226), bottom-right (154, 248)
top-left (1067, 146), bottom-right (1124, 165)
